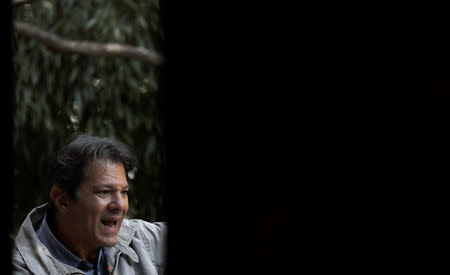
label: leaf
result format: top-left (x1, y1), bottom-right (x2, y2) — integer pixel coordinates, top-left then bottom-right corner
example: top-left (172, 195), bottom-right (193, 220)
top-left (31, 66), bottom-right (39, 85)
top-left (22, 88), bottom-right (31, 107)
top-left (69, 68), bottom-right (79, 84)
top-left (128, 76), bottom-right (138, 90)
top-left (86, 18), bottom-right (97, 30)
top-left (74, 90), bottom-right (83, 115)
top-left (137, 16), bottom-right (148, 29)
top-left (54, 54), bottom-right (61, 68)
top-left (44, 116), bottom-right (53, 130)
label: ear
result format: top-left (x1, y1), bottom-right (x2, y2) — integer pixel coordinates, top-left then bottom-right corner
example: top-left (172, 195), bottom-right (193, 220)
top-left (50, 186), bottom-right (71, 212)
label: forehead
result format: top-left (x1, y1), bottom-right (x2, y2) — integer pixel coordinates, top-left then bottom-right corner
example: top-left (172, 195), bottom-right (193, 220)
top-left (82, 160), bottom-right (128, 187)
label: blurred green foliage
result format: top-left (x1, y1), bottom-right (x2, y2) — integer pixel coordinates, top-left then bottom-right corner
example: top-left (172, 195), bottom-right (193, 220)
top-left (12, 0), bottom-right (165, 235)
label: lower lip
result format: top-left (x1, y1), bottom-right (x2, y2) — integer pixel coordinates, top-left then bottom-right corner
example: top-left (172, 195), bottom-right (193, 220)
top-left (100, 222), bottom-right (120, 234)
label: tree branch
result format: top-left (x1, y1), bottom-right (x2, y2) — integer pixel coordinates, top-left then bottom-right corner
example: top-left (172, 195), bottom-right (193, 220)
top-left (13, 20), bottom-right (164, 66)
top-left (12, 0), bottom-right (36, 6)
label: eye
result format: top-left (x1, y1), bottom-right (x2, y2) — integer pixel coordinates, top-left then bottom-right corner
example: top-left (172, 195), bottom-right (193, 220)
top-left (121, 190), bottom-right (129, 195)
top-left (96, 190), bottom-right (110, 196)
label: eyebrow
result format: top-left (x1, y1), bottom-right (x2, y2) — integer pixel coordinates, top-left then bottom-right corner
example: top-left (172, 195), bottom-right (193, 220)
top-left (93, 184), bottom-right (129, 190)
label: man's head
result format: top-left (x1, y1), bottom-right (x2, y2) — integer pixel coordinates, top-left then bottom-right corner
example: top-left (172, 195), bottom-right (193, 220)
top-left (47, 133), bottom-right (136, 255)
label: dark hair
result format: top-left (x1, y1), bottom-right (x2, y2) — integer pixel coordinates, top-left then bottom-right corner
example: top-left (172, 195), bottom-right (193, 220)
top-left (47, 133), bottom-right (137, 215)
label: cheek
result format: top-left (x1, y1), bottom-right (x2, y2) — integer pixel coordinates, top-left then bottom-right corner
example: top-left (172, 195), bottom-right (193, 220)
top-left (124, 199), bottom-right (129, 212)
top-left (84, 201), bottom-right (108, 220)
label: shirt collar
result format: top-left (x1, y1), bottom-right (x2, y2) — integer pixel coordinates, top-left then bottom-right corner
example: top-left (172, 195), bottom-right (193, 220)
top-left (36, 215), bottom-right (103, 271)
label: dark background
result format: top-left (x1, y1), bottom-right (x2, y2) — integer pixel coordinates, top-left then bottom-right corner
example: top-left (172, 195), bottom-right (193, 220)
top-left (4, 1), bottom-right (13, 274)
top-left (163, 1), bottom-right (449, 274)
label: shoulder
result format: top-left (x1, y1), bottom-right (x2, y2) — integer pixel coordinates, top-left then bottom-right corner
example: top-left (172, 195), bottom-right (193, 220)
top-left (11, 246), bottom-right (31, 274)
top-left (123, 219), bottom-right (167, 264)
top-left (123, 219), bottom-right (167, 238)
top-left (132, 220), bottom-right (167, 234)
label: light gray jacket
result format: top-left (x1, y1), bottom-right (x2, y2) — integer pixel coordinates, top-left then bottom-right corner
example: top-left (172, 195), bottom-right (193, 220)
top-left (12, 204), bottom-right (167, 275)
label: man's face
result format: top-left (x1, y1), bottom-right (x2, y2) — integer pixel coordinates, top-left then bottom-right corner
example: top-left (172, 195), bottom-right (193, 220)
top-left (65, 161), bottom-right (129, 250)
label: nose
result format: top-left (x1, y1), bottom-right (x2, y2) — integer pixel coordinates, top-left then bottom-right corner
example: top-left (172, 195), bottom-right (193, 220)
top-left (107, 192), bottom-right (127, 212)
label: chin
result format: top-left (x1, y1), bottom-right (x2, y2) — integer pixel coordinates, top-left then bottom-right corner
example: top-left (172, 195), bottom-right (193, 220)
top-left (97, 235), bottom-right (119, 247)
top-left (103, 237), bottom-right (119, 247)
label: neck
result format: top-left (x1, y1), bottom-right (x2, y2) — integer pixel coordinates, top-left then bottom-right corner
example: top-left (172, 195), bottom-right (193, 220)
top-left (53, 214), bottom-right (99, 262)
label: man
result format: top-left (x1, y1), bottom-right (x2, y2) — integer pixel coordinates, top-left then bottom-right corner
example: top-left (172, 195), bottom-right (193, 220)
top-left (12, 133), bottom-right (167, 274)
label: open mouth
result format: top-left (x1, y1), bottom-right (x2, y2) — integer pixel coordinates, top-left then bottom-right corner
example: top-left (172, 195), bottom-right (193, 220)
top-left (101, 219), bottom-right (118, 227)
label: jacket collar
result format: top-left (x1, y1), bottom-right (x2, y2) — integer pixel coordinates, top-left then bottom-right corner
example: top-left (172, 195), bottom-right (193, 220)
top-left (118, 220), bottom-right (139, 262)
top-left (15, 204), bottom-right (139, 274)
top-left (103, 219), bottom-right (139, 264)
top-left (15, 204), bottom-right (83, 274)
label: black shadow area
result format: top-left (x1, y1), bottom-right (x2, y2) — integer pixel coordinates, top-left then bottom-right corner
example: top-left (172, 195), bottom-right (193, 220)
top-left (162, 1), bottom-right (450, 274)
